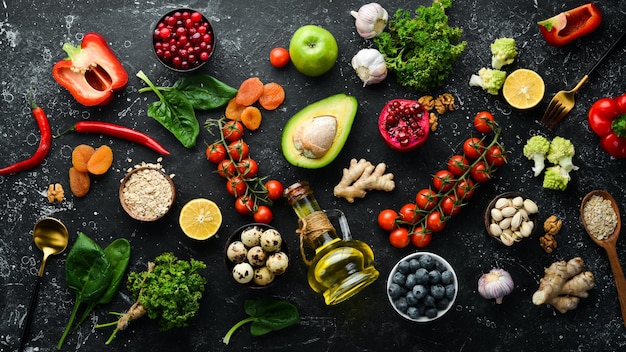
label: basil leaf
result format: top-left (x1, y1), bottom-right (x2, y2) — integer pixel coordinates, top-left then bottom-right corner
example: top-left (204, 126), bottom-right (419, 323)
top-left (147, 90), bottom-right (199, 148)
top-left (98, 238), bottom-right (131, 304)
top-left (244, 299), bottom-right (300, 337)
top-left (171, 74), bottom-right (238, 110)
top-left (65, 232), bottom-right (112, 303)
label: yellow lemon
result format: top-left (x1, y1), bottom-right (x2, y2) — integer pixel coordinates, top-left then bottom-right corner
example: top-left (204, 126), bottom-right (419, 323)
top-left (502, 69), bottom-right (545, 110)
top-left (179, 198), bottom-right (222, 240)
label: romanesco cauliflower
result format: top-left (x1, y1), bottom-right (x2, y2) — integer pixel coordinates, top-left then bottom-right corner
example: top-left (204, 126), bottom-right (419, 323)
top-left (491, 38), bottom-right (518, 70)
top-left (542, 165), bottom-right (569, 191)
top-left (546, 136), bottom-right (578, 174)
top-left (523, 135), bottom-right (551, 177)
top-left (469, 68), bottom-right (507, 95)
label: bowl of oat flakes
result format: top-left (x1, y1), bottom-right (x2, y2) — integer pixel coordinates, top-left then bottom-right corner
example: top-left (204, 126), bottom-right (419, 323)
top-left (119, 165), bottom-right (176, 221)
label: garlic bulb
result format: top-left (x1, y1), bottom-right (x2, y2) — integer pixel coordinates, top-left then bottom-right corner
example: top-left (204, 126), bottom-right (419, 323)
top-left (350, 3), bottom-right (388, 39)
top-left (477, 268), bottom-right (514, 304)
top-left (351, 48), bottom-right (387, 86)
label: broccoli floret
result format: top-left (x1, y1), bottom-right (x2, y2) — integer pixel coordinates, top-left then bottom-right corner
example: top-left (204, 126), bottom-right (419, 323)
top-left (469, 68), bottom-right (507, 95)
top-left (547, 136), bottom-right (579, 174)
top-left (491, 37), bottom-right (518, 69)
top-left (523, 135), bottom-right (551, 176)
top-left (542, 165), bottom-right (569, 191)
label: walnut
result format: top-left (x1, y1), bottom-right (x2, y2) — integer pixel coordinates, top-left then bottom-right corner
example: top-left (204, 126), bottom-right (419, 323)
top-left (543, 215), bottom-right (562, 236)
top-left (47, 183), bottom-right (65, 203)
top-left (539, 234), bottom-right (557, 253)
top-left (418, 95), bottom-right (435, 111)
top-left (434, 93), bottom-right (455, 114)
top-left (429, 113), bottom-right (439, 131)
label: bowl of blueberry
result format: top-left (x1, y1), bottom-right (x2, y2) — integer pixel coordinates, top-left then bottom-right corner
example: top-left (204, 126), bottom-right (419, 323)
top-left (387, 252), bottom-right (457, 322)
top-left (152, 8), bottom-right (215, 72)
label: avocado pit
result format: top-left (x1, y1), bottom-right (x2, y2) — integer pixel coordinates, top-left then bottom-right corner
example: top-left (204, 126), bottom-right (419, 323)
top-left (292, 115), bottom-right (337, 158)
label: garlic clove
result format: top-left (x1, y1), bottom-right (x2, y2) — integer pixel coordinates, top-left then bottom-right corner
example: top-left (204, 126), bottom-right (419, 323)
top-left (351, 48), bottom-right (387, 86)
top-left (351, 3), bottom-right (388, 39)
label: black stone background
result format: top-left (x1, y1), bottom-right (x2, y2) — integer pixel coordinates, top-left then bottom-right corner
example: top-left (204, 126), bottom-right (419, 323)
top-left (1, 0), bottom-right (626, 351)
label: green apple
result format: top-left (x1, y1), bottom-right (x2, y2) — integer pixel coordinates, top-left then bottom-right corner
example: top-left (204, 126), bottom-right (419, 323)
top-left (289, 25), bottom-right (338, 77)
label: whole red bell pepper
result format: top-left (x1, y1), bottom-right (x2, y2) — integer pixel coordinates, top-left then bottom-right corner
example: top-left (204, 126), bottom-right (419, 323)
top-left (52, 32), bottom-right (128, 106)
top-left (588, 93), bottom-right (626, 158)
top-left (537, 3), bottom-right (602, 46)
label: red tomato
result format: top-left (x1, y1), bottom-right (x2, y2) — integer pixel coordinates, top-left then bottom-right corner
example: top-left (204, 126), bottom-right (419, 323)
top-left (410, 227), bottom-right (432, 248)
top-left (226, 176), bottom-right (247, 197)
top-left (389, 227), bottom-right (410, 248)
top-left (486, 145), bottom-right (507, 167)
top-left (441, 195), bottom-right (461, 216)
top-left (253, 205), bottom-right (273, 224)
top-left (237, 158), bottom-right (258, 178)
top-left (217, 159), bottom-right (236, 178)
top-left (222, 120), bottom-right (244, 142)
top-left (470, 161), bottom-right (491, 183)
top-left (463, 137), bottom-right (485, 159)
top-left (426, 211), bottom-right (446, 233)
top-left (235, 195), bottom-right (254, 215)
top-left (455, 178), bottom-right (475, 200)
top-left (433, 169), bottom-right (456, 192)
top-left (205, 143), bottom-right (226, 163)
top-left (269, 47), bottom-right (290, 68)
top-left (377, 209), bottom-right (398, 231)
top-left (416, 188), bottom-right (439, 211)
top-left (473, 111), bottom-right (495, 133)
top-left (399, 203), bottom-right (419, 224)
top-left (447, 154), bottom-right (469, 177)
top-left (265, 180), bottom-right (284, 201)
top-left (227, 139), bottom-right (249, 161)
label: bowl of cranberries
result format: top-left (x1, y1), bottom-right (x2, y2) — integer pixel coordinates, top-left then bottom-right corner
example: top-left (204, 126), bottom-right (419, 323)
top-left (152, 9), bottom-right (215, 72)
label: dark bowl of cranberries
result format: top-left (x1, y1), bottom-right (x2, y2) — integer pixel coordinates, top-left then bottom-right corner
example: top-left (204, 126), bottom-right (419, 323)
top-left (152, 9), bottom-right (215, 72)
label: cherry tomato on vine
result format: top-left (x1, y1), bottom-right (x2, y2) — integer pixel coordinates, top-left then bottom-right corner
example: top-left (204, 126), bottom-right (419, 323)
top-left (441, 195), bottom-right (462, 216)
top-left (426, 211), bottom-right (446, 233)
top-left (269, 47), bottom-right (290, 68)
top-left (455, 178), bottom-right (475, 200)
top-left (253, 205), bottom-right (273, 224)
top-left (463, 137), bottom-right (485, 159)
top-left (433, 169), bottom-right (456, 192)
top-left (237, 158), bottom-right (258, 178)
top-left (399, 203), bottom-right (419, 224)
top-left (227, 139), bottom-right (249, 161)
top-left (377, 209), bottom-right (398, 231)
top-left (206, 143), bottom-right (227, 163)
top-left (410, 227), bottom-right (432, 248)
top-left (470, 161), bottom-right (491, 183)
top-left (222, 120), bottom-right (244, 142)
top-left (235, 195), bottom-right (254, 215)
top-left (416, 188), bottom-right (439, 211)
top-left (447, 154), bottom-right (469, 177)
top-left (473, 111), bottom-right (495, 133)
top-left (389, 227), bottom-right (410, 248)
top-left (226, 176), bottom-right (247, 197)
top-left (265, 180), bottom-right (284, 201)
top-left (486, 145), bottom-right (507, 167)
top-left (217, 159), bottom-right (236, 178)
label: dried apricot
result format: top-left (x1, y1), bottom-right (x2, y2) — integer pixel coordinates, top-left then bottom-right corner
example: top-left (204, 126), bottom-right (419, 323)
top-left (69, 167), bottom-right (90, 197)
top-left (240, 106), bottom-right (263, 131)
top-left (225, 97), bottom-right (246, 120)
top-left (71, 144), bottom-right (95, 173)
top-left (258, 82), bottom-right (285, 111)
top-left (235, 77), bottom-right (264, 106)
top-left (87, 145), bottom-right (114, 175)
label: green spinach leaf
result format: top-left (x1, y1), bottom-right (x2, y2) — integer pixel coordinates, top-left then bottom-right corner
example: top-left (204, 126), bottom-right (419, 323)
top-left (222, 299), bottom-right (300, 345)
top-left (170, 74), bottom-right (238, 110)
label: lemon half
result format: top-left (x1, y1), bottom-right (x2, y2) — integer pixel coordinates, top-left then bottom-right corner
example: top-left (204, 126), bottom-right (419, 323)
top-left (502, 68), bottom-right (545, 110)
top-left (179, 198), bottom-right (222, 240)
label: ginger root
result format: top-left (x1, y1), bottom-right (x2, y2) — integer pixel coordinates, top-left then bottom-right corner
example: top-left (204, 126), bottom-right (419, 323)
top-left (532, 257), bottom-right (594, 314)
top-left (333, 158), bottom-right (395, 203)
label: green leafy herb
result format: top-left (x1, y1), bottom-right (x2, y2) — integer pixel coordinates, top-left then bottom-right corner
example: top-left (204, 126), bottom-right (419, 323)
top-left (222, 299), bottom-right (300, 345)
top-left (372, 0), bottom-right (466, 91)
top-left (147, 74), bottom-right (238, 110)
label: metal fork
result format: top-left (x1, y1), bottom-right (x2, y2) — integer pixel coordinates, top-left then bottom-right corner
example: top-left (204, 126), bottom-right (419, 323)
top-left (541, 29), bottom-right (626, 129)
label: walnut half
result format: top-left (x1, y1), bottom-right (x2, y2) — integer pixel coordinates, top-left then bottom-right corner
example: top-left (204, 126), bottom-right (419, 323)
top-left (47, 183), bottom-right (65, 203)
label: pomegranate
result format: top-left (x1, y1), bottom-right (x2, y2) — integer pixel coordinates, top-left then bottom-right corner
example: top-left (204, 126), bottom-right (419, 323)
top-left (378, 99), bottom-right (430, 152)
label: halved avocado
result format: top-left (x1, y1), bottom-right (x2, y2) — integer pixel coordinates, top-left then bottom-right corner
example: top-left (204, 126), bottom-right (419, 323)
top-left (281, 94), bottom-right (358, 169)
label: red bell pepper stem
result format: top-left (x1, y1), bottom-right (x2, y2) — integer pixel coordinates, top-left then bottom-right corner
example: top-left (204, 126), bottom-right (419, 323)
top-left (0, 102), bottom-right (52, 175)
top-left (537, 3), bottom-right (602, 46)
top-left (58, 121), bottom-right (170, 156)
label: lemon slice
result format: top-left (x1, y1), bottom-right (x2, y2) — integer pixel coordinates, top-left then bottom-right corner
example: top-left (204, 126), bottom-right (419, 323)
top-left (502, 69), bottom-right (545, 110)
top-left (179, 198), bottom-right (222, 240)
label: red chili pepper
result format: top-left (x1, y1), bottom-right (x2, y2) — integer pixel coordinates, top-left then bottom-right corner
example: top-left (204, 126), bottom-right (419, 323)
top-left (537, 3), bottom-right (602, 46)
top-left (588, 93), bottom-right (626, 158)
top-left (59, 121), bottom-right (170, 155)
top-left (52, 32), bottom-right (128, 106)
top-left (0, 102), bottom-right (52, 175)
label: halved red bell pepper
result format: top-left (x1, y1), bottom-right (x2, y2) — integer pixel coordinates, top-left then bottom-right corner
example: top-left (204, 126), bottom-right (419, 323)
top-left (52, 32), bottom-right (128, 106)
top-left (588, 93), bottom-right (626, 158)
top-left (537, 3), bottom-right (602, 46)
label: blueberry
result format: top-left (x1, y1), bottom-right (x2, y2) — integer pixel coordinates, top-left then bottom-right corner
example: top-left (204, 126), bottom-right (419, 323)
top-left (412, 284), bottom-right (428, 300)
top-left (425, 307), bottom-right (438, 318)
top-left (394, 297), bottom-right (409, 312)
top-left (415, 268), bottom-right (429, 284)
top-left (406, 291), bottom-right (419, 306)
top-left (388, 283), bottom-right (405, 300)
top-left (405, 273), bottom-right (418, 289)
top-left (423, 294), bottom-right (436, 307)
top-left (397, 260), bottom-right (411, 274)
top-left (436, 297), bottom-right (450, 310)
top-left (445, 284), bottom-right (456, 299)
top-left (409, 258), bottom-right (421, 271)
top-left (441, 270), bottom-right (454, 285)
top-left (416, 302), bottom-right (426, 315)
top-left (392, 271), bottom-right (406, 286)
top-left (419, 254), bottom-right (435, 270)
top-left (407, 306), bottom-right (421, 320)
top-left (435, 260), bottom-right (447, 272)
top-left (428, 270), bottom-right (441, 284)
top-left (430, 284), bottom-right (445, 299)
